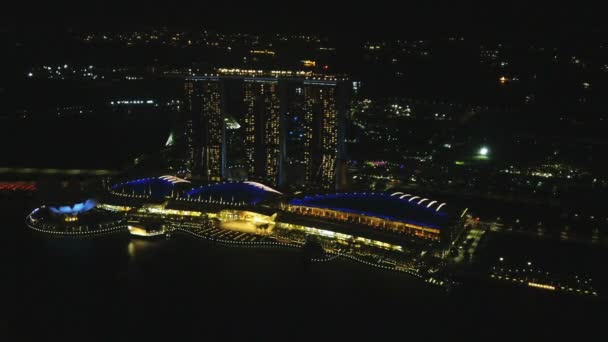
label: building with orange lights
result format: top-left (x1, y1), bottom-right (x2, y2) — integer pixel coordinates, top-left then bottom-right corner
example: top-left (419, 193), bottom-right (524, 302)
top-left (284, 191), bottom-right (467, 252)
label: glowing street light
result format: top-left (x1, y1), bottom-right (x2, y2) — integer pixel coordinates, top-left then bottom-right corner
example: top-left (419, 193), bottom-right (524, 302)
top-left (478, 146), bottom-right (489, 156)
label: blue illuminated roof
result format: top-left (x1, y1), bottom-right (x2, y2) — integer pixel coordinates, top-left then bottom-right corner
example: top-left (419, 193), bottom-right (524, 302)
top-left (184, 181), bottom-right (282, 205)
top-left (111, 175), bottom-right (190, 199)
top-left (288, 193), bottom-right (451, 229)
top-left (49, 199), bottom-right (97, 215)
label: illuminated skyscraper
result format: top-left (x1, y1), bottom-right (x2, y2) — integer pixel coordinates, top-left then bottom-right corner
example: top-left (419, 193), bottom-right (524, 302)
top-left (243, 78), bottom-right (282, 187)
top-left (184, 76), bottom-right (225, 181)
top-left (279, 77), bottom-right (349, 190)
top-left (301, 79), bottom-right (346, 189)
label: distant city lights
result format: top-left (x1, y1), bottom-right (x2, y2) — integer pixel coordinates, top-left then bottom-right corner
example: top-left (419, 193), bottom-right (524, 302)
top-left (110, 100), bottom-right (155, 105)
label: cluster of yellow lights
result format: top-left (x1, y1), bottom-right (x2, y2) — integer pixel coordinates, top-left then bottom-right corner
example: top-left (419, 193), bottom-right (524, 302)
top-left (64, 216), bottom-right (78, 222)
top-left (244, 83), bottom-right (257, 177)
top-left (250, 50), bottom-right (276, 55)
top-left (286, 205), bottom-right (440, 237)
top-left (278, 223), bottom-right (403, 251)
top-left (354, 236), bottom-right (403, 251)
top-left (200, 82), bottom-right (224, 180)
top-left (303, 88), bottom-right (315, 183)
top-left (213, 68), bottom-right (346, 81)
top-left (269, 70), bottom-right (309, 76)
top-left (139, 207), bottom-right (202, 217)
top-left (402, 223), bottom-right (440, 234)
top-left (320, 88), bottom-right (338, 188)
top-left (301, 60), bottom-right (316, 67)
top-left (98, 203), bottom-right (132, 212)
top-left (217, 68), bottom-right (312, 77)
top-left (490, 275), bottom-right (597, 295)
top-left (217, 210), bottom-right (275, 224)
top-left (527, 282), bottom-right (556, 290)
top-left (242, 80), bottom-right (282, 186)
top-left (128, 225), bottom-right (165, 237)
top-left (530, 171), bottom-right (554, 178)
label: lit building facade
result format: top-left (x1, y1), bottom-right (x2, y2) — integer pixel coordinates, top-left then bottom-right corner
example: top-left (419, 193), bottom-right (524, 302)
top-left (243, 78), bottom-right (282, 187)
top-left (285, 204), bottom-right (441, 240)
top-left (284, 192), bottom-right (467, 252)
top-left (184, 76), bottom-right (225, 181)
top-left (281, 78), bottom-right (348, 189)
top-left (302, 80), bottom-right (339, 189)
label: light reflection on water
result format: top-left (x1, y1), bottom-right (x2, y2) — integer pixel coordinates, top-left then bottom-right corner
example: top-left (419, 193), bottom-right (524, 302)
top-left (128, 241), bottom-right (136, 258)
top-left (127, 238), bottom-right (165, 261)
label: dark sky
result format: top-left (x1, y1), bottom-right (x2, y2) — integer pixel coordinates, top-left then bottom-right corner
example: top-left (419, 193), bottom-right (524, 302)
top-left (18, 1), bottom-right (608, 41)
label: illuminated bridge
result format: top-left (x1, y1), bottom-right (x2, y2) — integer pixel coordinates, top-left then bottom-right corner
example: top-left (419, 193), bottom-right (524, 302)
top-left (0, 181), bottom-right (36, 192)
top-left (0, 167), bottom-right (118, 176)
top-left (285, 192), bottom-right (467, 246)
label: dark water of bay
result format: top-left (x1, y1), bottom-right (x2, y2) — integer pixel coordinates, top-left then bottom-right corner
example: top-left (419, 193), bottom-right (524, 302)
top-left (7, 194), bottom-right (605, 341)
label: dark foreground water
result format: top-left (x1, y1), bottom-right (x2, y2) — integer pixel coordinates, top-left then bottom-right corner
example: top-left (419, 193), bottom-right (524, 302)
top-left (8, 194), bottom-right (606, 340)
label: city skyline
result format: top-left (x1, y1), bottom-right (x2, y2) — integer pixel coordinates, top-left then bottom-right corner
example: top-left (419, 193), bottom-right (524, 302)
top-left (9, 5), bottom-right (608, 340)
